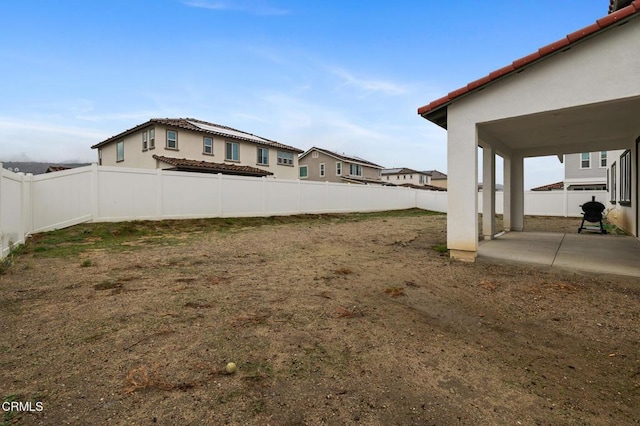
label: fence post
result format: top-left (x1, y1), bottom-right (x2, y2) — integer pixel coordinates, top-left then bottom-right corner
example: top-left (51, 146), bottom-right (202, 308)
top-left (261, 177), bottom-right (267, 215)
top-left (217, 173), bottom-right (223, 217)
top-left (0, 164), bottom-right (3, 252)
top-left (156, 168), bottom-right (163, 219)
top-left (90, 163), bottom-right (100, 222)
top-left (19, 172), bottom-right (25, 245)
top-left (563, 186), bottom-right (568, 217)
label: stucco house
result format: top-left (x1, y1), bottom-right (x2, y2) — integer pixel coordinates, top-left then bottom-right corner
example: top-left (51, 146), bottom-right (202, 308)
top-left (91, 118), bottom-right (303, 179)
top-left (418, 1), bottom-right (640, 261)
top-left (423, 170), bottom-right (448, 189)
top-left (531, 152), bottom-right (607, 191)
top-left (298, 147), bottom-right (384, 184)
top-left (381, 168), bottom-right (431, 186)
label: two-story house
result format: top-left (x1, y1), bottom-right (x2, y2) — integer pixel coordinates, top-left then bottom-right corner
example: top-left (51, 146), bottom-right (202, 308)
top-left (532, 152), bottom-right (607, 191)
top-left (298, 147), bottom-right (384, 184)
top-left (91, 118), bottom-right (303, 179)
top-left (381, 168), bottom-right (431, 186)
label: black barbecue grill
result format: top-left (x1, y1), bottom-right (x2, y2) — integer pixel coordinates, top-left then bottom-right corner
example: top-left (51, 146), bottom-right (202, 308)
top-left (578, 196), bottom-right (607, 234)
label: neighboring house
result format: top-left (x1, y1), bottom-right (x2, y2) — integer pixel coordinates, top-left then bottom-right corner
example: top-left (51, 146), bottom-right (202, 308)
top-left (418, 1), bottom-right (640, 260)
top-left (90, 118), bottom-right (303, 179)
top-left (298, 147), bottom-right (384, 184)
top-left (381, 168), bottom-right (431, 186)
top-left (564, 152), bottom-right (607, 190)
top-left (531, 152), bottom-right (607, 191)
top-left (423, 170), bottom-right (448, 188)
top-left (1, 162), bottom-right (90, 175)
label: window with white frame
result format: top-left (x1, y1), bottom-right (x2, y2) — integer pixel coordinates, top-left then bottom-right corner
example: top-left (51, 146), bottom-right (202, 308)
top-left (312, 151), bottom-right (319, 158)
top-left (116, 141), bottom-right (124, 162)
top-left (319, 163), bottom-right (325, 177)
top-left (600, 151), bottom-right (607, 168)
top-left (336, 162), bottom-right (342, 176)
top-left (580, 152), bottom-right (590, 168)
top-left (349, 163), bottom-right (362, 176)
top-left (610, 162), bottom-right (617, 203)
top-left (149, 128), bottom-right (155, 149)
top-left (620, 150), bottom-right (631, 205)
top-left (142, 131), bottom-right (148, 151)
top-left (277, 151), bottom-right (294, 165)
top-left (299, 165), bottom-right (308, 179)
top-left (166, 130), bottom-right (178, 149)
top-left (257, 147), bottom-right (269, 165)
top-left (203, 137), bottom-right (213, 155)
top-left (419, 175), bottom-right (425, 184)
top-left (226, 142), bottom-right (240, 161)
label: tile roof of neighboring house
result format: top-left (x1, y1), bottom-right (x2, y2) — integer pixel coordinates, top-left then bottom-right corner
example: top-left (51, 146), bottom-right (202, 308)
top-left (530, 181), bottom-right (565, 191)
top-left (417, 1), bottom-right (640, 127)
top-left (422, 170), bottom-right (447, 180)
top-left (340, 176), bottom-right (389, 185)
top-left (299, 147), bottom-right (384, 169)
top-left (2, 162), bottom-right (90, 175)
top-left (381, 167), bottom-right (426, 175)
top-left (398, 183), bottom-right (447, 192)
top-left (92, 118), bottom-right (303, 153)
top-left (153, 155), bottom-right (273, 177)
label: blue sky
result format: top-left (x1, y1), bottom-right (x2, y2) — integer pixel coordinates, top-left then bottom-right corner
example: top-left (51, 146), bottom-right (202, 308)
top-left (0, 0), bottom-right (609, 188)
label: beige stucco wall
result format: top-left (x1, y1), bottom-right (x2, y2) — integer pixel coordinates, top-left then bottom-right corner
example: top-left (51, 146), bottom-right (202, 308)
top-left (429, 179), bottom-right (447, 189)
top-left (299, 151), bottom-right (381, 182)
top-left (97, 125), bottom-right (300, 179)
top-left (382, 172), bottom-right (431, 186)
top-left (606, 147), bottom-right (638, 236)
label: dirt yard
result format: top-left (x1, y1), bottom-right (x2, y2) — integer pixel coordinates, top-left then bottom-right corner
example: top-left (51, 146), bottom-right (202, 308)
top-left (0, 210), bottom-right (638, 425)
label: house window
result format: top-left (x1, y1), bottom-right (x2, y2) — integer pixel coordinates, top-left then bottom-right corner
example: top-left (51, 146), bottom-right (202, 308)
top-left (419, 175), bottom-right (425, 184)
top-left (336, 162), bottom-right (342, 176)
top-left (312, 151), bottom-right (319, 158)
top-left (319, 163), bottom-right (325, 177)
top-left (580, 152), bottom-right (590, 169)
top-left (257, 147), bottom-right (269, 165)
top-left (226, 142), bottom-right (240, 161)
top-left (386, 176), bottom-right (389, 180)
top-left (620, 150), bottom-right (631, 205)
top-left (149, 128), bottom-right (155, 149)
top-left (166, 130), bottom-right (178, 149)
top-left (600, 151), bottom-right (607, 168)
top-left (350, 164), bottom-right (362, 176)
top-left (610, 162), bottom-right (617, 203)
top-left (116, 141), bottom-right (124, 162)
top-left (142, 131), bottom-right (148, 151)
top-left (98, 149), bottom-right (102, 166)
top-left (203, 137), bottom-right (213, 155)
top-left (299, 165), bottom-right (308, 179)
top-left (277, 151), bottom-right (294, 166)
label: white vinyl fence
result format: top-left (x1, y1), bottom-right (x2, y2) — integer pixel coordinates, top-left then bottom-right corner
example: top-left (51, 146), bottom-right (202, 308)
top-left (0, 163), bottom-right (608, 259)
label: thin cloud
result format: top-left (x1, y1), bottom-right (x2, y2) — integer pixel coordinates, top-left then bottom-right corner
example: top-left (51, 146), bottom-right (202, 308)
top-left (0, 118), bottom-right (106, 140)
top-left (330, 68), bottom-right (407, 96)
top-left (182, 0), bottom-right (290, 16)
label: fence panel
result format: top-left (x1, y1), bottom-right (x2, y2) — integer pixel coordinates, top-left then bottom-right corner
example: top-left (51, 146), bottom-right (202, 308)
top-left (0, 168), bottom-right (25, 256)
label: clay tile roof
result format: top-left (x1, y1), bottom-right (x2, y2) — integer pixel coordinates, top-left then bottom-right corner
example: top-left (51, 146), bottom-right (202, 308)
top-left (92, 118), bottom-right (303, 153)
top-left (152, 155), bottom-right (273, 177)
top-left (417, 2), bottom-right (640, 126)
top-left (530, 181), bottom-right (564, 191)
top-left (381, 167), bottom-right (422, 175)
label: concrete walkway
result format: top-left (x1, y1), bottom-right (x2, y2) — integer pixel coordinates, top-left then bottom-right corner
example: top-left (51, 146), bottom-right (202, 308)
top-left (478, 231), bottom-right (640, 277)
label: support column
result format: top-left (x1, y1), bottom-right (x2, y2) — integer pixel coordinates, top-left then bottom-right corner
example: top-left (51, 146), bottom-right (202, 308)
top-left (447, 122), bottom-right (478, 262)
top-left (482, 146), bottom-right (496, 239)
top-left (505, 154), bottom-right (525, 231)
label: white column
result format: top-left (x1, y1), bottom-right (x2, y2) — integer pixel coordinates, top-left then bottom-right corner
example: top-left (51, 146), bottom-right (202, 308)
top-left (447, 121), bottom-right (478, 261)
top-left (503, 156), bottom-right (511, 231)
top-left (482, 146), bottom-right (496, 239)
top-left (510, 154), bottom-right (525, 231)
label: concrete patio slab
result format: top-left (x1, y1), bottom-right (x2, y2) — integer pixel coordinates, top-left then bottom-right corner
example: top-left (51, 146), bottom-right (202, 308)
top-left (478, 231), bottom-right (640, 277)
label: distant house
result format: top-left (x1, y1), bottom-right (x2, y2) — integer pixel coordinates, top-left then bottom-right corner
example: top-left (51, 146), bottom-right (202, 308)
top-left (423, 170), bottom-right (447, 188)
top-left (531, 152), bottom-right (607, 191)
top-left (1, 162), bottom-right (90, 175)
top-left (381, 168), bottom-right (431, 186)
top-left (564, 152), bottom-right (607, 190)
top-left (298, 147), bottom-right (384, 184)
top-left (90, 118), bottom-right (303, 179)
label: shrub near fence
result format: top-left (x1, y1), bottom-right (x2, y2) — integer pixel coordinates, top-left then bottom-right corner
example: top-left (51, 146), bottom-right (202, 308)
top-left (0, 162), bottom-right (609, 259)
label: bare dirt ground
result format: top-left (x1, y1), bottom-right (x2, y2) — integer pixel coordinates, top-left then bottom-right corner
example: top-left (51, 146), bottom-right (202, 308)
top-left (1, 211), bottom-right (638, 425)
